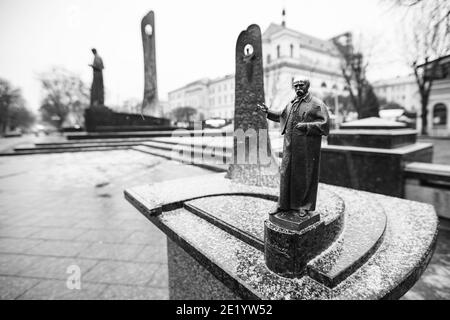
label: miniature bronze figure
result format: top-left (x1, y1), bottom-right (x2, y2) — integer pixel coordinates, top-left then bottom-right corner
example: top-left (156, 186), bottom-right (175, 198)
top-left (89, 48), bottom-right (104, 107)
top-left (258, 77), bottom-right (330, 218)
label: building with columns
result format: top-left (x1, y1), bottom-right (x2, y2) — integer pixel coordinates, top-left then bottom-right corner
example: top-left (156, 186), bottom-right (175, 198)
top-left (167, 20), bottom-right (347, 121)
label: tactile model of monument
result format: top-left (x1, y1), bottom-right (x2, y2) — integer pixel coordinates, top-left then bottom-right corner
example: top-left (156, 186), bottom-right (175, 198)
top-left (125, 23), bottom-right (438, 300)
top-left (84, 10), bottom-right (170, 132)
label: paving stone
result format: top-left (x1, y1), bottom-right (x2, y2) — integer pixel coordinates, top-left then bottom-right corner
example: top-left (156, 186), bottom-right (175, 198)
top-left (17, 256), bottom-right (99, 280)
top-left (30, 217), bottom-right (81, 229)
top-left (28, 227), bottom-right (88, 241)
top-left (0, 226), bottom-right (42, 238)
top-left (146, 264), bottom-right (168, 288)
top-left (83, 261), bottom-right (160, 286)
top-left (26, 240), bottom-right (92, 257)
top-left (0, 276), bottom-right (40, 300)
top-left (134, 245), bottom-right (167, 264)
top-left (75, 229), bottom-right (133, 244)
top-left (0, 238), bottom-right (42, 254)
top-left (99, 284), bottom-right (168, 300)
top-left (74, 218), bottom-right (128, 230)
top-left (77, 243), bottom-right (144, 261)
top-left (0, 254), bottom-right (42, 276)
top-left (17, 279), bottom-right (107, 300)
top-left (123, 229), bottom-right (166, 245)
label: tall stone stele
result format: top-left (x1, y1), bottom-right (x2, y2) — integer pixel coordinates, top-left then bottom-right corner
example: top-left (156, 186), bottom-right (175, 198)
top-left (226, 24), bottom-right (279, 187)
top-left (141, 11), bottom-right (159, 116)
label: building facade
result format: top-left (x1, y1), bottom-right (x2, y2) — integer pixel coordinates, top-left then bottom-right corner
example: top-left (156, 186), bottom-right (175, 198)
top-left (428, 78), bottom-right (450, 136)
top-left (373, 55), bottom-right (450, 136)
top-left (422, 55), bottom-right (450, 136)
top-left (372, 75), bottom-right (420, 113)
top-left (207, 74), bottom-right (235, 119)
top-left (167, 23), bottom-right (347, 121)
top-left (167, 78), bottom-right (210, 120)
top-left (262, 23), bottom-right (347, 112)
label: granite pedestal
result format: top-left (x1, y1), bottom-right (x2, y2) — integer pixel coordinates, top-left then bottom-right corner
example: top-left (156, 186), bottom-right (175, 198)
top-left (322, 118), bottom-right (433, 197)
top-left (124, 173), bottom-right (438, 300)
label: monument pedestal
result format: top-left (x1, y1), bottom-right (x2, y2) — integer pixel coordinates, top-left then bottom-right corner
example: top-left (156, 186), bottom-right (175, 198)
top-left (265, 202), bottom-right (344, 278)
top-left (125, 173), bottom-right (438, 299)
top-left (322, 118), bottom-right (433, 197)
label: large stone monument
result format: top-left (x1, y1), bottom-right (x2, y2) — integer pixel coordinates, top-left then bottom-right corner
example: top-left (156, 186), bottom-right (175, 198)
top-left (84, 10), bottom-right (170, 132)
top-left (124, 24), bottom-right (438, 300)
top-left (141, 10), bottom-right (160, 116)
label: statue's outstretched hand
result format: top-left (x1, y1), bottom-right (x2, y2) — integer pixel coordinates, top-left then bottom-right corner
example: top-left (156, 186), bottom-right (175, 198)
top-left (257, 103), bottom-right (268, 114)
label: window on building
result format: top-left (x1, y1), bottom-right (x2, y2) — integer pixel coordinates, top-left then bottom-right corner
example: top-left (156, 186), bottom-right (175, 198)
top-left (267, 54), bottom-right (271, 64)
top-left (433, 103), bottom-right (447, 127)
top-left (290, 44), bottom-right (294, 58)
top-left (277, 45), bottom-right (280, 58)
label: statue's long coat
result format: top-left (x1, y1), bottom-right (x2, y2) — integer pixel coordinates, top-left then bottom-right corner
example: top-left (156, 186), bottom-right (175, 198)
top-left (90, 54), bottom-right (104, 107)
top-left (267, 93), bottom-right (330, 211)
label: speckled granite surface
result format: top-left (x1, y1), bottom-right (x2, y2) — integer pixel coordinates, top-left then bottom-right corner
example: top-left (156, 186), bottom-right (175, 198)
top-left (186, 191), bottom-right (343, 242)
top-left (167, 239), bottom-right (240, 300)
top-left (125, 173), bottom-right (438, 300)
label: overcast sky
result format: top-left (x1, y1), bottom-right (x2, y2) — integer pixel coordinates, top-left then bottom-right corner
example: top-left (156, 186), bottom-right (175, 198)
top-left (0, 0), bottom-right (410, 110)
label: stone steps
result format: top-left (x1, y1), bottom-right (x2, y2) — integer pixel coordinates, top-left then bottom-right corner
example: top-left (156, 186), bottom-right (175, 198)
top-left (132, 145), bottom-right (228, 172)
top-left (149, 136), bottom-right (233, 150)
top-left (1, 145), bottom-right (129, 156)
top-left (2, 129), bottom-right (233, 156)
top-left (15, 141), bottom-right (141, 151)
top-left (34, 137), bottom-right (155, 148)
top-left (66, 129), bottom-right (231, 140)
top-left (142, 141), bottom-right (231, 159)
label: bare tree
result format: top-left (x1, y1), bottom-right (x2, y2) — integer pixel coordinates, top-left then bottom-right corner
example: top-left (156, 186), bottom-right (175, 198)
top-left (38, 67), bottom-right (89, 130)
top-left (171, 106), bottom-right (197, 122)
top-left (389, 0), bottom-right (450, 134)
top-left (389, 0), bottom-right (449, 33)
top-left (331, 33), bottom-right (380, 119)
top-left (0, 78), bottom-right (35, 134)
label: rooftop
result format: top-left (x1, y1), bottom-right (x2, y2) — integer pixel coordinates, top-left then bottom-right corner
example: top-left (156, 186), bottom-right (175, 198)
top-left (262, 23), bottom-right (340, 56)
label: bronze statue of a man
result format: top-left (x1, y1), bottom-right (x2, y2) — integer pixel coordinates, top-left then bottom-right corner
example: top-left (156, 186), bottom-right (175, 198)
top-left (258, 77), bottom-right (330, 218)
top-left (89, 48), bottom-right (104, 107)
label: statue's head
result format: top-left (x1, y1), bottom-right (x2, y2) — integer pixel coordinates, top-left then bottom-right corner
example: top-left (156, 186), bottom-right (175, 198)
top-left (91, 48), bottom-right (97, 55)
top-left (292, 76), bottom-right (310, 98)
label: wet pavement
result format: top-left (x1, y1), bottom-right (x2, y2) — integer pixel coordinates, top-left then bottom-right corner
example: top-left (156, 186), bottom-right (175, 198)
top-left (0, 150), bottom-right (211, 299)
top-left (0, 149), bottom-right (448, 299)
